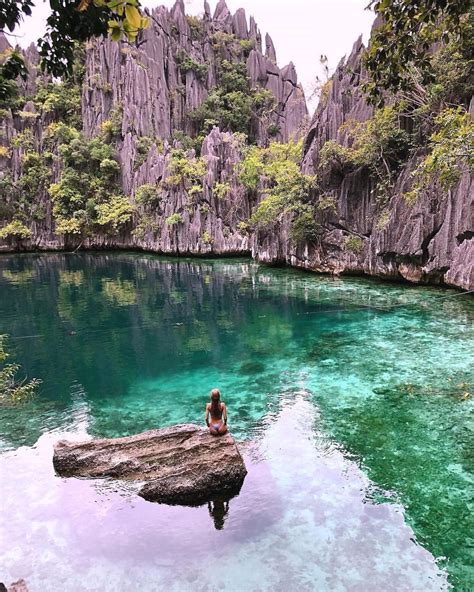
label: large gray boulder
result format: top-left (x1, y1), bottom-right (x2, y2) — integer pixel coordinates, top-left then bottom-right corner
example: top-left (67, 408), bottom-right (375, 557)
top-left (53, 424), bottom-right (247, 505)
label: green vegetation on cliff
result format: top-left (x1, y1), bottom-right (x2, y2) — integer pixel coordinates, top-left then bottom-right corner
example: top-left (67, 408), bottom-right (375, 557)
top-left (240, 139), bottom-right (318, 243)
top-left (364, 0), bottom-right (472, 102)
top-left (48, 124), bottom-right (133, 236)
top-left (190, 58), bottom-right (276, 140)
top-left (0, 0), bottom-right (472, 258)
top-left (319, 4), bottom-right (474, 206)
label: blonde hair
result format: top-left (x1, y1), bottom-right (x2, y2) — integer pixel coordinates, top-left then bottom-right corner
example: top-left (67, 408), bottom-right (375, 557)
top-left (210, 388), bottom-right (222, 419)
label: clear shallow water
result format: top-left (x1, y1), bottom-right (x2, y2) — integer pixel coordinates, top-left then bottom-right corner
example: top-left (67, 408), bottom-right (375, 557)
top-left (0, 253), bottom-right (472, 591)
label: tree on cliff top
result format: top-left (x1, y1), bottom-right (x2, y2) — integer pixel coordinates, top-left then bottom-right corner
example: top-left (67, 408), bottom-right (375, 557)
top-left (364, 0), bottom-right (472, 103)
top-left (0, 0), bottom-right (150, 99)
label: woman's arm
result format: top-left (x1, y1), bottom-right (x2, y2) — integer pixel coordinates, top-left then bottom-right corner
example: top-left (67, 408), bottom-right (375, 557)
top-left (205, 403), bottom-right (210, 427)
top-left (222, 403), bottom-right (227, 425)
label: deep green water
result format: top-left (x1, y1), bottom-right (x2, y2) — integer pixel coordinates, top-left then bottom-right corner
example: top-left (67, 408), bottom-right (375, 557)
top-left (0, 253), bottom-right (472, 592)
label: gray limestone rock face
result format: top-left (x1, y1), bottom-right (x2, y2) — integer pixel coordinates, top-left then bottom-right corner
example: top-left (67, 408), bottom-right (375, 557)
top-left (233, 8), bottom-right (249, 39)
top-left (81, 2), bottom-right (307, 144)
top-left (265, 33), bottom-right (277, 63)
top-left (53, 424), bottom-right (247, 505)
top-left (0, 14), bottom-right (471, 291)
top-left (275, 32), bottom-right (474, 290)
top-left (247, 51), bottom-right (308, 144)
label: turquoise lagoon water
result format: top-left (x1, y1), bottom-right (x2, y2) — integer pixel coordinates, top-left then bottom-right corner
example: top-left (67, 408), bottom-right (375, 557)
top-left (0, 253), bottom-right (472, 592)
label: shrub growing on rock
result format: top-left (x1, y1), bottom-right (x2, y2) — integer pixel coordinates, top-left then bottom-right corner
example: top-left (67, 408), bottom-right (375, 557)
top-left (344, 235), bottom-right (364, 253)
top-left (135, 184), bottom-right (160, 207)
top-left (0, 220), bottom-right (31, 240)
top-left (241, 140), bottom-right (318, 236)
top-left (165, 213), bottom-right (183, 226)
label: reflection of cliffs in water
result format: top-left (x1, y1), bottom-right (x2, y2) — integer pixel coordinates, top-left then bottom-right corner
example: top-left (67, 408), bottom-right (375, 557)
top-left (0, 253), bottom-right (316, 446)
top-left (1, 253), bottom-right (473, 452)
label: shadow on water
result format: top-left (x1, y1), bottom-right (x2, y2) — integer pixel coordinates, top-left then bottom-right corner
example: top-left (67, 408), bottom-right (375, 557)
top-left (207, 498), bottom-right (230, 530)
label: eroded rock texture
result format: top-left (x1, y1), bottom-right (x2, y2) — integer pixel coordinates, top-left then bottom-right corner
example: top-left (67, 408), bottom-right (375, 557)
top-left (0, 3), bottom-right (472, 290)
top-left (82, 0), bottom-right (307, 148)
top-left (0, 1), bottom-right (307, 256)
top-left (254, 38), bottom-right (473, 290)
top-left (53, 423), bottom-right (247, 505)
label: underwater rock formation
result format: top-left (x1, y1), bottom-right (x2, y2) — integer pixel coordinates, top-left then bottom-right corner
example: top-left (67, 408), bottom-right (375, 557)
top-left (53, 423), bottom-right (247, 505)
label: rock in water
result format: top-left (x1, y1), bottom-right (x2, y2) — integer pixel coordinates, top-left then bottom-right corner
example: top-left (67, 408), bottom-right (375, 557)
top-left (53, 424), bottom-right (247, 505)
top-left (0, 581), bottom-right (29, 592)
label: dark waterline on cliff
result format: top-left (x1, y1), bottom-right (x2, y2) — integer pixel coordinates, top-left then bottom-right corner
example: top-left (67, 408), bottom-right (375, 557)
top-left (0, 253), bottom-right (472, 591)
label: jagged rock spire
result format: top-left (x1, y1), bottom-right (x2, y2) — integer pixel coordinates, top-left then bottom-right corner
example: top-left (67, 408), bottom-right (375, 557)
top-left (265, 33), bottom-right (276, 63)
top-left (281, 62), bottom-right (297, 85)
top-left (233, 8), bottom-right (249, 39)
top-left (214, 0), bottom-right (232, 22)
top-left (170, 0), bottom-right (185, 18)
top-left (249, 15), bottom-right (262, 52)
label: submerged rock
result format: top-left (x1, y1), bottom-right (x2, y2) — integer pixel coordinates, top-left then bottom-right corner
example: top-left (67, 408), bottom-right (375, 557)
top-left (53, 424), bottom-right (247, 505)
top-left (0, 581), bottom-right (29, 592)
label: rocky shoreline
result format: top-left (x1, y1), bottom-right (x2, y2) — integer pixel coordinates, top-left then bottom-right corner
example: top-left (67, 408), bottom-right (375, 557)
top-left (1, 245), bottom-right (472, 292)
top-left (1, 2), bottom-right (472, 291)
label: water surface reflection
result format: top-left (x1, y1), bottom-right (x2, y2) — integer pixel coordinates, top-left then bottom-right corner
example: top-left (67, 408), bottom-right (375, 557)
top-left (0, 398), bottom-right (449, 592)
top-left (0, 253), bottom-right (472, 590)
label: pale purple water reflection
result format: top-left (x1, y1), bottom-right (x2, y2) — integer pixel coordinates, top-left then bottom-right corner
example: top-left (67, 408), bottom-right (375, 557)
top-left (0, 396), bottom-right (449, 592)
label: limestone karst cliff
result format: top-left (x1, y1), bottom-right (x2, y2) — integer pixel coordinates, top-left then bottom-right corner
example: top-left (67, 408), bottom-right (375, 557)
top-left (0, 1), bottom-right (472, 290)
top-left (256, 37), bottom-right (474, 290)
top-left (0, 0), bottom-right (308, 257)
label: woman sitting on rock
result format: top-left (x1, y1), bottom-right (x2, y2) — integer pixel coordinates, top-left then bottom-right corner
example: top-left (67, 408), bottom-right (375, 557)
top-left (205, 389), bottom-right (228, 436)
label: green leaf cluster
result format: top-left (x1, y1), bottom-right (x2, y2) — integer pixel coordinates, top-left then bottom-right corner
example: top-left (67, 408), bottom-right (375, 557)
top-left (1, 143), bottom-right (52, 226)
top-left (190, 60), bottom-right (276, 138)
top-left (0, 220), bottom-right (32, 241)
top-left (202, 230), bottom-right (213, 245)
top-left (319, 106), bottom-right (410, 199)
top-left (0, 49), bottom-right (28, 106)
top-left (0, 334), bottom-right (41, 406)
top-left (164, 149), bottom-right (207, 192)
top-left (34, 81), bottom-right (82, 128)
top-left (186, 15), bottom-right (204, 40)
top-left (100, 103), bottom-right (124, 142)
top-left (131, 214), bottom-right (158, 239)
top-left (212, 182), bottom-right (230, 199)
top-left (363, 0), bottom-right (472, 103)
top-left (48, 127), bottom-right (131, 235)
top-left (171, 130), bottom-right (206, 155)
top-left (405, 107), bottom-right (474, 203)
top-left (135, 183), bottom-right (160, 207)
top-left (176, 50), bottom-right (208, 81)
top-left (344, 235), bottom-right (364, 253)
top-left (165, 213), bottom-right (183, 226)
top-left (95, 195), bottom-right (134, 231)
top-left (242, 140), bottom-right (318, 240)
